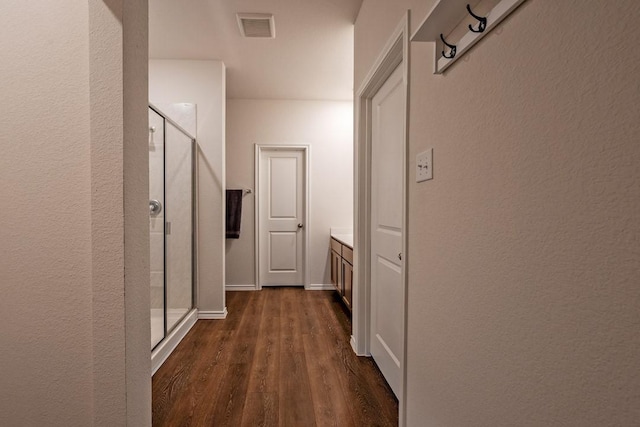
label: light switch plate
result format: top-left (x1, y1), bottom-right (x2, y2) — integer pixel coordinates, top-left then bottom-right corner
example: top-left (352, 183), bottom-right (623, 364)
top-left (416, 149), bottom-right (433, 182)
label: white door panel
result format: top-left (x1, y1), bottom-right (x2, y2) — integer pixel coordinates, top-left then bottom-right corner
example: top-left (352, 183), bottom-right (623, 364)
top-left (258, 147), bottom-right (306, 287)
top-left (270, 232), bottom-right (298, 271)
top-left (370, 63), bottom-right (404, 397)
top-left (374, 228), bottom-right (402, 262)
top-left (374, 91), bottom-right (404, 229)
top-left (269, 157), bottom-right (298, 218)
top-left (374, 256), bottom-right (403, 364)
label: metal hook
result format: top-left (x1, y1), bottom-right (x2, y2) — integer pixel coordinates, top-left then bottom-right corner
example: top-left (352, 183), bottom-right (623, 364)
top-left (440, 34), bottom-right (457, 59)
top-left (466, 4), bottom-right (487, 33)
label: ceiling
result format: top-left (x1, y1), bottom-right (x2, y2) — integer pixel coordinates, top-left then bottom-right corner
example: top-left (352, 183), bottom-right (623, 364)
top-left (149, 0), bottom-right (363, 101)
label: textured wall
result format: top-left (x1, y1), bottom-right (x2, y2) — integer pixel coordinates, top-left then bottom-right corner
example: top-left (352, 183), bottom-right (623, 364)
top-left (122, 1), bottom-right (151, 423)
top-left (0, 1), bottom-right (150, 426)
top-left (149, 60), bottom-right (226, 313)
top-left (90, 1), bottom-right (150, 424)
top-left (0, 2), bottom-right (93, 425)
top-left (225, 99), bottom-right (354, 288)
top-left (355, 0), bottom-right (640, 425)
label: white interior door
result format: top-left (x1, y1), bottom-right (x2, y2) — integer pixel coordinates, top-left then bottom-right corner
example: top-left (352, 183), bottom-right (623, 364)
top-left (257, 147), bottom-right (306, 287)
top-left (370, 64), bottom-right (404, 397)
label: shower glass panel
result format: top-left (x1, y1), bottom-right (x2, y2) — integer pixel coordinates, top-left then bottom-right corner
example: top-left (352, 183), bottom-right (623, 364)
top-left (164, 121), bottom-right (193, 333)
top-left (149, 105), bottom-right (195, 351)
top-left (149, 108), bottom-right (165, 349)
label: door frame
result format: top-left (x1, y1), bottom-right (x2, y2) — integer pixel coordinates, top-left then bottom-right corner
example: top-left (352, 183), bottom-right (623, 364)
top-left (353, 12), bottom-right (410, 425)
top-left (254, 144), bottom-right (310, 290)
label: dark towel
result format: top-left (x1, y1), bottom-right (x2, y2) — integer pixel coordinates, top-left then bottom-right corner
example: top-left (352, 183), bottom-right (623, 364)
top-left (226, 189), bottom-right (243, 239)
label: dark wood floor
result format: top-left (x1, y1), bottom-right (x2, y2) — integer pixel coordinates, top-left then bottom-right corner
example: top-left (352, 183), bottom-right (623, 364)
top-left (152, 288), bottom-right (398, 426)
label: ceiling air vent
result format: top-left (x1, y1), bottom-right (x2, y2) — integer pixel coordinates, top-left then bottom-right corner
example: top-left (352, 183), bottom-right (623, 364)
top-left (236, 13), bottom-right (276, 38)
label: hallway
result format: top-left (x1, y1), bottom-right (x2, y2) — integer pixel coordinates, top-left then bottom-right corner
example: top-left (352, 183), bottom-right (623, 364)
top-left (152, 288), bottom-right (398, 426)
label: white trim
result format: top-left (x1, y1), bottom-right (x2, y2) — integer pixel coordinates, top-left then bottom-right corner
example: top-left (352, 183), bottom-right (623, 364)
top-left (197, 308), bottom-right (228, 319)
top-left (354, 11), bottom-right (410, 427)
top-left (254, 145), bottom-right (259, 290)
top-left (350, 335), bottom-right (364, 356)
top-left (151, 308), bottom-right (198, 375)
top-left (255, 145), bottom-right (311, 290)
top-left (354, 15), bottom-right (409, 356)
top-left (225, 284), bottom-right (257, 291)
top-left (306, 283), bottom-right (335, 291)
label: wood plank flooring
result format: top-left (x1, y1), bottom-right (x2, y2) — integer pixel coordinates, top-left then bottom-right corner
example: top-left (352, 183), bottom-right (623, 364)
top-left (152, 288), bottom-right (398, 426)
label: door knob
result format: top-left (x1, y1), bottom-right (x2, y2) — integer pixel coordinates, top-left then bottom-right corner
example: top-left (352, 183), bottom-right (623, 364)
top-left (150, 199), bottom-right (162, 215)
top-left (398, 253), bottom-right (402, 261)
top-left (298, 223), bottom-right (304, 229)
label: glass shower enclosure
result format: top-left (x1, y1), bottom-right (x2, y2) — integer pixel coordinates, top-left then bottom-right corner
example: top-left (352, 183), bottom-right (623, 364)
top-left (149, 105), bottom-right (196, 350)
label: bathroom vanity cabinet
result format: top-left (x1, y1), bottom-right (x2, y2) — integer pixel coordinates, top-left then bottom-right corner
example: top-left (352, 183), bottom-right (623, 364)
top-left (330, 236), bottom-right (353, 310)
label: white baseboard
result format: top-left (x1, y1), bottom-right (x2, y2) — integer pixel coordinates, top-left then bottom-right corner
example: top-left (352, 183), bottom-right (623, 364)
top-left (351, 335), bottom-right (369, 356)
top-left (151, 308), bottom-right (197, 375)
top-left (198, 308), bottom-right (228, 319)
top-left (306, 283), bottom-right (335, 291)
top-left (225, 284), bottom-right (257, 291)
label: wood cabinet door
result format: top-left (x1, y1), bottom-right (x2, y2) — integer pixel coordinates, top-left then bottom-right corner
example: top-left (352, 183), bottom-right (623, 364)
top-left (342, 259), bottom-right (353, 309)
top-left (331, 250), bottom-right (342, 294)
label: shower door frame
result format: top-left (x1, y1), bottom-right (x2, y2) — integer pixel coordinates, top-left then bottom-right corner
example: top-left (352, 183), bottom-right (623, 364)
top-left (149, 103), bottom-right (197, 353)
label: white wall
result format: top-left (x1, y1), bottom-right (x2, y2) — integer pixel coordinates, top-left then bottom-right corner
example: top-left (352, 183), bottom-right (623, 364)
top-left (0, 3), bottom-right (92, 424)
top-left (0, 1), bottom-right (150, 425)
top-left (355, 0), bottom-right (640, 425)
top-left (149, 60), bottom-right (226, 314)
top-left (226, 99), bottom-right (353, 288)
top-left (116, 2), bottom-right (151, 424)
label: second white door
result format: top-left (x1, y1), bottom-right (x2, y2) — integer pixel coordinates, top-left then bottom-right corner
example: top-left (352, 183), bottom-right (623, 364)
top-left (257, 146), bottom-right (307, 287)
top-left (370, 63), bottom-right (404, 398)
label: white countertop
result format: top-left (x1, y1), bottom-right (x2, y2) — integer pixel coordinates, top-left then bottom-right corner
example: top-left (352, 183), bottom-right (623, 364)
top-left (331, 233), bottom-right (353, 248)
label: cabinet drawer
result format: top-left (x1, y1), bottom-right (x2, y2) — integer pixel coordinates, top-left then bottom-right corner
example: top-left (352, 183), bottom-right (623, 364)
top-left (330, 238), bottom-right (342, 255)
top-left (342, 245), bottom-right (353, 264)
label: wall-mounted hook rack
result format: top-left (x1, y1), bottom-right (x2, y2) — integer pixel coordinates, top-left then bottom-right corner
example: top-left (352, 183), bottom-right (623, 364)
top-left (411, 0), bottom-right (528, 74)
top-left (466, 4), bottom-right (487, 33)
top-left (440, 34), bottom-right (457, 59)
